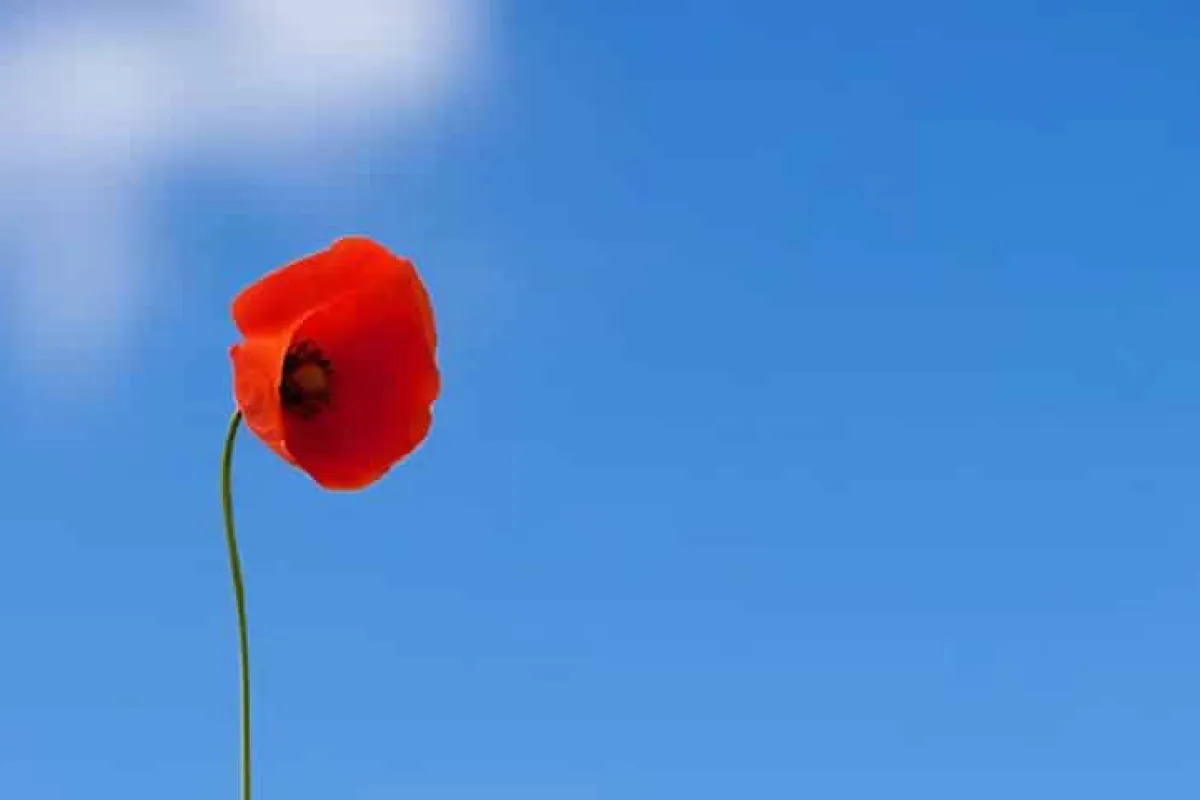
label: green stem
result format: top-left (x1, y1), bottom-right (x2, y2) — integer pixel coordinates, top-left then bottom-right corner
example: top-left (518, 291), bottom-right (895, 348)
top-left (220, 411), bottom-right (252, 800)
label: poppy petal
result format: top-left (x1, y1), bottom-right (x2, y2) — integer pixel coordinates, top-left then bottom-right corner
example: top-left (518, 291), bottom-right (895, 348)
top-left (232, 237), bottom-right (434, 349)
top-left (280, 276), bottom-right (440, 490)
top-left (230, 332), bottom-right (296, 466)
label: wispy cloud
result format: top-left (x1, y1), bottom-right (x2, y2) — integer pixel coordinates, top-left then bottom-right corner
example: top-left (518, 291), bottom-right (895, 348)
top-left (0, 0), bottom-right (486, 388)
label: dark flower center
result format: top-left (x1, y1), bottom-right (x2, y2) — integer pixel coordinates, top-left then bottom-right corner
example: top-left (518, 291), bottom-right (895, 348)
top-left (281, 340), bottom-right (333, 417)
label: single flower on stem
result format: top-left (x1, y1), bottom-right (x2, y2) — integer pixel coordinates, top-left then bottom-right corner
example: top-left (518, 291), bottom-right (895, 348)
top-left (219, 236), bottom-right (440, 799)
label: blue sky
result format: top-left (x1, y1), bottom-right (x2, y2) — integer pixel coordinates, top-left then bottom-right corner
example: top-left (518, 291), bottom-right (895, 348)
top-left (2, 1), bottom-right (1200, 797)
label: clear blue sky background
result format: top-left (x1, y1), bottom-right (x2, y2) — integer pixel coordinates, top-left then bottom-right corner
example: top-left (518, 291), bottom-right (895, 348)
top-left (2, 1), bottom-right (1200, 798)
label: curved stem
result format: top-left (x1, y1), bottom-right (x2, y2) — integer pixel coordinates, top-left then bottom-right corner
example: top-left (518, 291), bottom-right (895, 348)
top-left (221, 411), bottom-right (252, 800)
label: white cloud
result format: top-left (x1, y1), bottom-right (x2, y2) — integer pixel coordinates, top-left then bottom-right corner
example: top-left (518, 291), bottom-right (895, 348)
top-left (0, 0), bottom-right (486, 389)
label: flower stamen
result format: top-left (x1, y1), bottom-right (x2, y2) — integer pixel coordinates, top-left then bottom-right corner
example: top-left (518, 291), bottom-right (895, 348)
top-left (281, 340), bottom-right (333, 417)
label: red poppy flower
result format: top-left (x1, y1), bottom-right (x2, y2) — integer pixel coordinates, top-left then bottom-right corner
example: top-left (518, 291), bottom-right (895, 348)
top-left (229, 236), bottom-right (440, 490)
